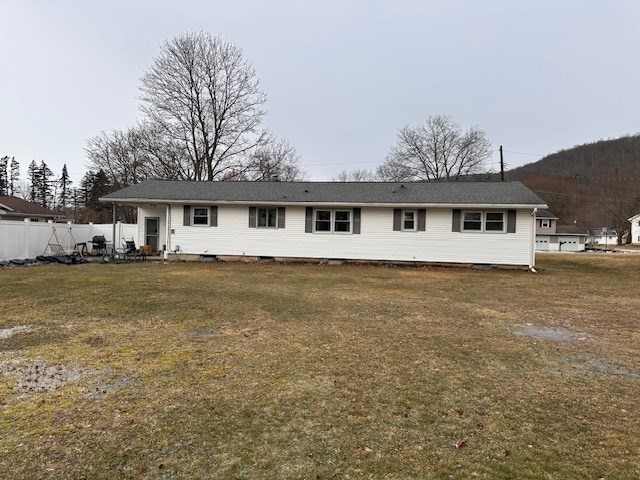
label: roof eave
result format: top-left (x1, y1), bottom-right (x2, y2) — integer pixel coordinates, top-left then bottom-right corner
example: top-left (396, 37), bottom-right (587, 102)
top-left (100, 197), bottom-right (547, 210)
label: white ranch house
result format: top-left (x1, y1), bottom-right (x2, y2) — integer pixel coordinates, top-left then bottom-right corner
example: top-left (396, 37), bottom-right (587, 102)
top-left (629, 213), bottom-right (640, 245)
top-left (101, 180), bottom-right (547, 268)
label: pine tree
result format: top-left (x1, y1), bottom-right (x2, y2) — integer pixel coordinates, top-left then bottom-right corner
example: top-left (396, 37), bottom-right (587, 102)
top-left (0, 156), bottom-right (8, 195)
top-left (10, 158), bottom-right (19, 196)
top-left (38, 161), bottom-right (54, 208)
top-left (58, 164), bottom-right (72, 211)
top-left (27, 160), bottom-right (39, 202)
top-left (79, 171), bottom-right (95, 208)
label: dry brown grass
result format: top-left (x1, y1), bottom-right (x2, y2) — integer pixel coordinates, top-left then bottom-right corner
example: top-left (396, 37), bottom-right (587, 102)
top-left (1, 253), bottom-right (639, 479)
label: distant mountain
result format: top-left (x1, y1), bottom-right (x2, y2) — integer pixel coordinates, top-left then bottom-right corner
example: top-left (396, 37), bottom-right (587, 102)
top-left (499, 134), bottom-right (640, 236)
top-left (506, 134), bottom-right (640, 182)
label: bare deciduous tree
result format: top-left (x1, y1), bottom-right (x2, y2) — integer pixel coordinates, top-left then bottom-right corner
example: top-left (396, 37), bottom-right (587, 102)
top-left (140, 31), bottom-right (267, 181)
top-left (242, 133), bottom-right (305, 181)
top-left (333, 168), bottom-right (378, 182)
top-left (596, 168), bottom-right (640, 244)
top-left (378, 115), bottom-right (492, 181)
top-left (86, 127), bottom-right (148, 187)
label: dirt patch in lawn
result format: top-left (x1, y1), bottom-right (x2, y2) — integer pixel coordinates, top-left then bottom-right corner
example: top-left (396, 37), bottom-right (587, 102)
top-left (513, 324), bottom-right (640, 381)
top-left (0, 326), bottom-right (34, 339)
top-left (513, 324), bottom-right (594, 343)
top-left (0, 358), bottom-right (88, 394)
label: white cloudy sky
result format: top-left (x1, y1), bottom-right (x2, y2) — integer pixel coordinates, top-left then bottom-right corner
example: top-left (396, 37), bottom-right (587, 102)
top-left (1, 0), bottom-right (639, 184)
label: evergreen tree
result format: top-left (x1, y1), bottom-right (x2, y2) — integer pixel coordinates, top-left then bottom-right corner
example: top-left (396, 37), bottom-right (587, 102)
top-left (27, 160), bottom-right (39, 202)
top-left (10, 158), bottom-right (19, 196)
top-left (38, 161), bottom-right (54, 208)
top-left (0, 156), bottom-right (8, 195)
top-left (58, 164), bottom-right (72, 210)
top-left (78, 169), bottom-right (113, 222)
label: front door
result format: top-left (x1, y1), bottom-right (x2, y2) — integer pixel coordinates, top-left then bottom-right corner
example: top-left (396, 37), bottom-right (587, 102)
top-left (145, 217), bottom-right (159, 253)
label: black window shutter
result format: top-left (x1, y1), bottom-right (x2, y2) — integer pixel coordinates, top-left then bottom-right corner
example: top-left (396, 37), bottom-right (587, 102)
top-left (507, 210), bottom-right (517, 233)
top-left (183, 205), bottom-right (191, 226)
top-left (393, 209), bottom-right (402, 231)
top-left (452, 209), bottom-right (461, 232)
top-left (277, 207), bottom-right (286, 229)
top-left (210, 206), bottom-right (218, 227)
top-left (248, 207), bottom-right (256, 228)
top-left (305, 207), bottom-right (313, 233)
top-left (353, 208), bottom-right (361, 234)
top-left (418, 209), bottom-right (426, 231)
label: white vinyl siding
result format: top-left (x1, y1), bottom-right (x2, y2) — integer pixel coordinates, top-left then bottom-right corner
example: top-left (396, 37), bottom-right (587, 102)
top-left (167, 206), bottom-right (535, 266)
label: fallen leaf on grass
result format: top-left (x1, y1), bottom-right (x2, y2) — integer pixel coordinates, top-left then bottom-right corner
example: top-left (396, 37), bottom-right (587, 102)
top-left (454, 438), bottom-right (468, 449)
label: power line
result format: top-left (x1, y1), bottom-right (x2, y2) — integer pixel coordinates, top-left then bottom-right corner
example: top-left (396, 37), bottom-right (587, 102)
top-left (503, 149), bottom-right (545, 157)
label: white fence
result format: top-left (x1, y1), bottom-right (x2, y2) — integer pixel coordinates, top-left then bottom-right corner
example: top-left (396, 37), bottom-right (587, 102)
top-left (0, 220), bottom-right (137, 261)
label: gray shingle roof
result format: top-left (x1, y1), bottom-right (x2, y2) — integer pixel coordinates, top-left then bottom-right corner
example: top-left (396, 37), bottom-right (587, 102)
top-left (536, 209), bottom-right (558, 219)
top-left (0, 195), bottom-right (63, 218)
top-left (100, 180), bottom-right (547, 207)
top-left (556, 225), bottom-right (587, 235)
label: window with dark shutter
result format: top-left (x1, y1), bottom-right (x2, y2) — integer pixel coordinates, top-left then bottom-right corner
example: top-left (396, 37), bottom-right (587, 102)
top-left (183, 205), bottom-right (191, 226)
top-left (393, 209), bottom-right (402, 231)
top-left (277, 207), bottom-right (286, 229)
top-left (353, 208), bottom-right (361, 234)
top-left (305, 207), bottom-right (313, 233)
top-left (452, 209), bottom-right (461, 232)
top-left (417, 209), bottom-right (426, 232)
top-left (248, 207), bottom-right (256, 228)
top-left (507, 210), bottom-right (517, 233)
top-left (210, 206), bottom-right (218, 227)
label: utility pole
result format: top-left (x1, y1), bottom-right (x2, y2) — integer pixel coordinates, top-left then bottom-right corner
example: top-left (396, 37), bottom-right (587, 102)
top-left (499, 145), bottom-right (505, 182)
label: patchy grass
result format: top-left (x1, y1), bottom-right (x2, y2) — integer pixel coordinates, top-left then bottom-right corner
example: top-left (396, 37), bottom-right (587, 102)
top-left (1, 254), bottom-right (639, 479)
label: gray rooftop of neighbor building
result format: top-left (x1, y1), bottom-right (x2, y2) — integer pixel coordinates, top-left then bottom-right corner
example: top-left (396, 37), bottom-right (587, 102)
top-left (100, 180), bottom-right (547, 207)
top-left (556, 225), bottom-right (587, 235)
top-left (536, 209), bottom-right (558, 219)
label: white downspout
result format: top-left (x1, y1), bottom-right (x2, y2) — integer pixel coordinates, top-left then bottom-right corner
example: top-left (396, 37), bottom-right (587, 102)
top-left (165, 204), bottom-right (171, 260)
top-left (530, 208), bottom-right (538, 272)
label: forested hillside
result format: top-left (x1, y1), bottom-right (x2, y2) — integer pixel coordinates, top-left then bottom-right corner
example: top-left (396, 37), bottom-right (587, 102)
top-left (504, 134), bottom-right (640, 241)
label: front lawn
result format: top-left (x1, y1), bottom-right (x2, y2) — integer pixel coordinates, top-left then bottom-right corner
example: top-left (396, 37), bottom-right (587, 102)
top-left (1, 254), bottom-right (639, 479)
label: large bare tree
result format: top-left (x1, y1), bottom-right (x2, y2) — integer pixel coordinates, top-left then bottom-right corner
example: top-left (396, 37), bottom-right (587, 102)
top-left (86, 123), bottom-right (195, 185)
top-left (140, 31), bottom-right (267, 181)
top-left (378, 115), bottom-right (492, 181)
top-left (86, 127), bottom-right (149, 187)
top-left (242, 132), bottom-right (306, 181)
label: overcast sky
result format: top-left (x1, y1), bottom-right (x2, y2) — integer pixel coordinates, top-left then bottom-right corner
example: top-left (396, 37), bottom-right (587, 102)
top-left (1, 0), bottom-right (639, 185)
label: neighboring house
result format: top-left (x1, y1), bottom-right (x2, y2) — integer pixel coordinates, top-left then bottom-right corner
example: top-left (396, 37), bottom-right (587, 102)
top-left (534, 210), bottom-right (587, 252)
top-left (0, 196), bottom-right (64, 222)
top-left (588, 227), bottom-right (619, 247)
top-left (629, 213), bottom-right (640, 245)
top-left (101, 180), bottom-right (547, 268)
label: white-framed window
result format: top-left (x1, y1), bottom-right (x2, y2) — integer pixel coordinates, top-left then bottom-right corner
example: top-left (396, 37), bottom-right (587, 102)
top-left (485, 212), bottom-right (505, 231)
top-left (462, 211), bottom-right (483, 231)
top-left (192, 207), bottom-right (209, 226)
top-left (462, 211), bottom-right (505, 233)
top-left (257, 207), bottom-right (277, 228)
top-left (402, 210), bottom-right (417, 231)
top-left (540, 219), bottom-right (550, 228)
top-left (314, 209), bottom-right (352, 233)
